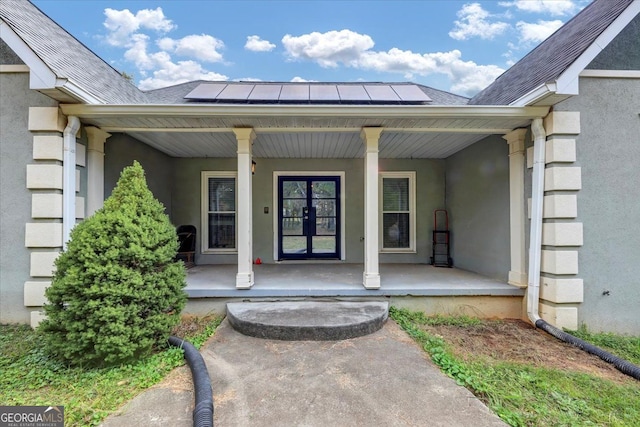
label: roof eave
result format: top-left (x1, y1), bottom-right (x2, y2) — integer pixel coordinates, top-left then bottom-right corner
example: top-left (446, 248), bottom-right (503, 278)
top-left (60, 103), bottom-right (550, 120)
top-left (511, 0), bottom-right (640, 107)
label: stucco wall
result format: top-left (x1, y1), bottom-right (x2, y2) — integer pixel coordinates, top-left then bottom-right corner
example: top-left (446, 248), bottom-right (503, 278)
top-left (170, 157), bottom-right (445, 265)
top-left (104, 134), bottom-right (173, 215)
top-left (445, 135), bottom-right (510, 281)
top-left (555, 77), bottom-right (640, 334)
top-left (0, 72), bottom-right (58, 324)
top-left (587, 14), bottom-right (640, 70)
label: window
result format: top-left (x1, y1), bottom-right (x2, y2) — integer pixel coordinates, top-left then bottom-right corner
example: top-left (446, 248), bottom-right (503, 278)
top-left (380, 172), bottom-right (416, 252)
top-left (202, 171), bottom-right (237, 253)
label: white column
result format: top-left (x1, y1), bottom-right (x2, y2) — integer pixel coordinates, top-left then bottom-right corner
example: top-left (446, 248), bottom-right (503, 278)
top-left (85, 127), bottom-right (111, 216)
top-left (361, 127), bottom-right (383, 289)
top-left (233, 128), bottom-right (256, 289)
top-left (503, 128), bottom-right (528, 287)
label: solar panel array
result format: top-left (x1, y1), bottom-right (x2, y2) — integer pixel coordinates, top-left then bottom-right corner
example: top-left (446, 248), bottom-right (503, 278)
top-left (184, 83), bottom-right (432, 104)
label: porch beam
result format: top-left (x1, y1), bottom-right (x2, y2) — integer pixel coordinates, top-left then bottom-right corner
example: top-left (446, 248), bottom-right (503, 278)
top-left (98, 126), bottom-right (515, 134)
top-left (233, 127), bottom-right (256, 289)
top-left (361, 127), bottom-right (383, 289)
top-left (503, 128), bottom-right (528, 287)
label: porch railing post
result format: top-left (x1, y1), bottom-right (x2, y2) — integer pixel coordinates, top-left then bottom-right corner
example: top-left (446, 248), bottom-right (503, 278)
top-left (234, 127), bottom-right (256, 289)
top-left (361, 127), bottom-right (383, 289)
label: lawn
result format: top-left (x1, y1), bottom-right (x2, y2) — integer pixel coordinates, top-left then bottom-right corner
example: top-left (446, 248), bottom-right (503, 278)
top-left (390, 307), bottom-right (640, 427)
top-left (0, 315), bottom-right (222, 426)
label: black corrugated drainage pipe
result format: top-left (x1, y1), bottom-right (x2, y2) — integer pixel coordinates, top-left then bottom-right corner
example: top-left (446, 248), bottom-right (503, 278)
top-left (168, 336), bottom-right (214, 427)
top-left (528, 118), bottom-right (639, 381)
top-left (535, 319), bottom-right (640, 380)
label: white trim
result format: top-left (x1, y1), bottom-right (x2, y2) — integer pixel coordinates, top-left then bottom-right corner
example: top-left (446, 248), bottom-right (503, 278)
top-left (272, 171), bottom-right (347, 262)
top-left (379, 171), bottom-right (417, 253)
top-left (0, 21), bottom-right (57, 89)
top-left (97, 126), bottom-right (517, 134)
top-left (60, 103), bottom-right (551, 119)
top-left (201, 171), bottom-right (238, 254)
top-left (0, 64), bottom-right (30, 73)
top-left (579, 69), bottom-right (640, 79)
top-left (510, 82), bottom-right (557, 107)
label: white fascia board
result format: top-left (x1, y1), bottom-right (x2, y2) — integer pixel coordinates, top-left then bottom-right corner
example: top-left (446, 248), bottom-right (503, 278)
top-left (555, 1), bottom-right (640, 94)
top-left (580, 69), bottom-right (640, 78)
top-left (60, 103), bottom-right (550, 120)
top-left (58, 79), bottom-right (107, 105)
top-left (510, 82), bottom-right (557, 107)
top-left (0, 21), bottom-right (57, 89)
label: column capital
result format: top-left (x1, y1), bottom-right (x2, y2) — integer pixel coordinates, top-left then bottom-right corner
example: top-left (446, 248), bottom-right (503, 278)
top-left (233, 127), bottom-right (256, 142)
top-left (360, 126), bottom-right (383, 143)
top-left (85, 127), bottom-right (111, 152)
top-left (503, 128), bottom-right (527, 154)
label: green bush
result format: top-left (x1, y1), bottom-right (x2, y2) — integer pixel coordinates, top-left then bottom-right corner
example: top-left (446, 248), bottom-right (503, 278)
top-left (39, 161), bottom-right (187, 367)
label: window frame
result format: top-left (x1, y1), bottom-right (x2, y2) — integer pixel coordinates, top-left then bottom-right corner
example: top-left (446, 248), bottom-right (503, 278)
top-left (201, 171), bottom-right (238, 254)
top-left (379, 171), bottom-right (416, 253)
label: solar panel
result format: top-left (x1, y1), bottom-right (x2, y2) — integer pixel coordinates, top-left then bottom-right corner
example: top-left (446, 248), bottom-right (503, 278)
top-left (248, 84), bottom-right (282, 101)
top-left (184, 83), bottom-right (227, 99)
top-left (216, 84), bottom-right (254, 100)
top-left (337, 85), bottom-right (370, 101)
top-left (280, 84), bottom-right (309, 100)
top-left (310, 84), bottom-right (340, 101)
top-left (391, 84), bottom-right (432, 102)
top-left (364, 85), bottom-right (401, 101)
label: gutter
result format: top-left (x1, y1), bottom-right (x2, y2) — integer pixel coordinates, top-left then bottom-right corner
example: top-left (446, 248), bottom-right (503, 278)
top-left (527, 118), bottom-right (640, 380)
top-left (63, 116), bottom-right (80, 250)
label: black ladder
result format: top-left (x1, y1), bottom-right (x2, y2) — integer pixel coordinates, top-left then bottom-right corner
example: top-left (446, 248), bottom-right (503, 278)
top-left (431, 209), bottom-right (453, 267)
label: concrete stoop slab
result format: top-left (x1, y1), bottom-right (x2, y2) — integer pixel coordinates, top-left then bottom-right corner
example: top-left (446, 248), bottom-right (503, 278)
top-left (226, 300), bottom-right (389, 340)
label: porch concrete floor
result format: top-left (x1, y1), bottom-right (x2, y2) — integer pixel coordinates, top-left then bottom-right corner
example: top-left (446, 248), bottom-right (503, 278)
top-left (185, 263), bottom-right (524, 298)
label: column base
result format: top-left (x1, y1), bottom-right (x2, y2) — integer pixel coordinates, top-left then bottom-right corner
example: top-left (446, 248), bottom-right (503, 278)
top-left (363, 272), bottom-right (381, 289)
top-left (236, 271), bottom-right (254, 289)
top-left (508, 270), bottom-right (528, 288)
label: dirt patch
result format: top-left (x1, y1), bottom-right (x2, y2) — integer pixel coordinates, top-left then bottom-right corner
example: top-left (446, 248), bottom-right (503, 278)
top-left (422, 319), bottom-right (634, 384)
top-left (171, 314), bottom-right (217, 338)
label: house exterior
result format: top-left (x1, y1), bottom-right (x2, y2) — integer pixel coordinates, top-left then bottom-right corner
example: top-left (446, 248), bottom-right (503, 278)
top-left (1, 0), bottom-right (638, 334)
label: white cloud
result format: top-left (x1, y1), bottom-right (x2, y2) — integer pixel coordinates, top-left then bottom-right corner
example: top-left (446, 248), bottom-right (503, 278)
top-left (157, 34), bottom-right (224, 62)
top-left (139, 60), bottom-right (228, 90)
top-left (104, 7), bottom-right (174, 47)
top-left (282, 30), bottom-right (375, 67)
top-left (499, 0), bottom-right (578, 16)
top-left (282, 29), bottom-right (503, 95)
top-left (245, 35), bottom-right (276, 52)
top-left (290, 76), bottom-right (317, 82)
top-left (449, 3), bottom-right (510, 40)
top-left (516, 19), bottom-right (563, 43)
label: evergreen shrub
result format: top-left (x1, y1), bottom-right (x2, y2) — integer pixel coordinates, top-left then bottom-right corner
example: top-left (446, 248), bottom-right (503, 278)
top-left (39, 161), bottom-right (187, 366)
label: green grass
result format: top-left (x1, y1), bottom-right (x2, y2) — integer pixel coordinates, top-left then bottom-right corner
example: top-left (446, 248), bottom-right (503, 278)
top-left (0, 316), bottom-right (222, 426)
top-left (567, 324), bottom-right (640, 366)
top-left (390, 307), bottom-right (640, 427)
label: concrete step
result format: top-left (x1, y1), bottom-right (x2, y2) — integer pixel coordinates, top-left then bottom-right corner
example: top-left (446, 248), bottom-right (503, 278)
top-left (226, 300), bottom-right (389, 341)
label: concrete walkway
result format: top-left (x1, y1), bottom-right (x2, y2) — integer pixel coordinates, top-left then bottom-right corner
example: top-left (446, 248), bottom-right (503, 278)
top-left (101, 319), bottom-right (506, 427)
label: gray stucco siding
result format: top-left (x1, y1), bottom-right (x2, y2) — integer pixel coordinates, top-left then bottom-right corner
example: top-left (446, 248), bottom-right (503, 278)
top-left (0, 72), bottom-right (58, 324)
top-left (104, 134), bottom-right (173, 215)
top-left (555, 77), bottom-right (640, 334)
top-left (445, 135), bottom-right (510, 281)
top-left (587, 14), bottom-right (640, 70)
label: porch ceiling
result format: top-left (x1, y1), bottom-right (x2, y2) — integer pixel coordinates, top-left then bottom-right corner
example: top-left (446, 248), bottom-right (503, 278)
top-left (61, 104), bottom-right (549, 159)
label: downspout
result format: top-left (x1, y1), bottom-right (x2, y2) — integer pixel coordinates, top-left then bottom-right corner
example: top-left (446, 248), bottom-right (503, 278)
top-left (63, 116), bottom-right (80, 250)
top-left (527, 118), bottom-right (640, 380)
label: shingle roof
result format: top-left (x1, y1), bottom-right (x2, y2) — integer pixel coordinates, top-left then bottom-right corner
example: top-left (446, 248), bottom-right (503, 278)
top-left (469, 0), bottom-right (635, 105)
top-left (0, 0), bottom-right (145, 104)
top-left (145, 81), bottom-right (469, 106)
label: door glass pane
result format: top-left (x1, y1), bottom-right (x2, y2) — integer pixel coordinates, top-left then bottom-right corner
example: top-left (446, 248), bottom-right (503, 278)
top-left (312, 181), bottom-right (336, 198)
top-left (315, 218), bottom-right (336, 235)
top-left (383, 213), bottom-right (409, 248)
top-left (282, 199), bottom-right (306, 217)
top-left (208, 213), bottom-right (235, 248)
top-left (282, 181), bottom-right (306, 198)
top-left (382, 178), bottom-right (408, 211)
top-left (312, 199), bottom-right (335, 217)
top-left (209, 178), bottom-right (235, 211)
top-left (282, 236), bottom-right (307, 254)
top-left (282, 218), bottom-right (303, 235)
top-left (312, 236), bottom-right (336, 253)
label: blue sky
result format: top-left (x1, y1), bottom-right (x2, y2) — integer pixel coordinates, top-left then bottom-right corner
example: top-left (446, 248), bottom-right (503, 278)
top-left (31, 0), bottom-right (590, 96)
